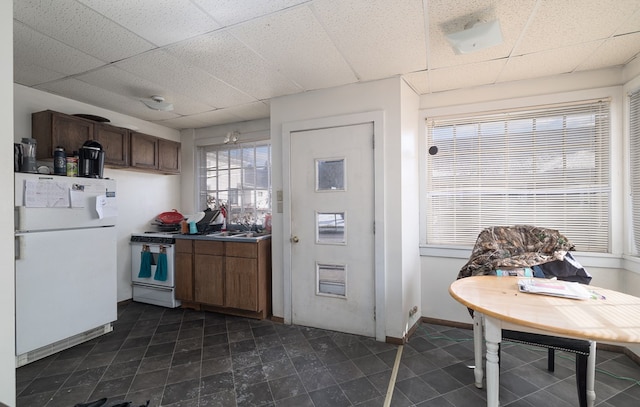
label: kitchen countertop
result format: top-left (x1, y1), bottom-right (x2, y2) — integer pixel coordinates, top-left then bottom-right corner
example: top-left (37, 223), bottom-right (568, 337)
top-left (174, 231), bottom-right (271, 242)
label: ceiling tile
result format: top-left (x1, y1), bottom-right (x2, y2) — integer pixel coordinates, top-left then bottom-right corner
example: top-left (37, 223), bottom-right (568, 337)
top-left (499, 42), bottom-right (601, 83)
top-left (75, 66), bottom-right (215, 115)
top-left (430, 59), bottom-right (507, 93)
top-left (222, 101), bottom-right (271, 121)
top-left (514, 0), bottom-right (640, 55)
top-left (577, 32), bottom-right (640, 71)
top-left (193, 0), bottom-right (309, 27)
top-left (115, 49), bottom-right (256, 108)
top-left (77, 0), bottom-right (220, 47)
top-left (616, 7), bottom-right (640, 34)
top-left (13, 22), bottom-right (105, 79)
top-left (13, 60), bottom-right (66, 87)
top-left (159, 108), bottom-right (246, 129)
top-left (229, 6), bottom-right (357, 90)
top-left (311, 0), bottom-right (427, 81)
top-left (14, 0), bottom-right (153, 62)
top-left (165, 31), bottom-right (303, 100)
top-left (403, 71), bottom-right (429, 94)
top-left (35, 78), bottom-right (181, 122)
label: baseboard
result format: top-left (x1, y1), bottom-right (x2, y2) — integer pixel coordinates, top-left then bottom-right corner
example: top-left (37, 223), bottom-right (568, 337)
top-left (386, 318), bottom-right (422, 345)
top-left (270, 316), bottom-right (285, 324)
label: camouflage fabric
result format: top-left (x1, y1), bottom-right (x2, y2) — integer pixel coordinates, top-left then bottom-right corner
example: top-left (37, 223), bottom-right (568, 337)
top-left (457, 225), bottom-right (575, 279)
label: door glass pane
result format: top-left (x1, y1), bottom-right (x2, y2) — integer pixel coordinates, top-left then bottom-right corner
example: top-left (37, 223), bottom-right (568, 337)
top-left (316, 158), bottom-right (345, 191)
top-left (317, 263), bottom-right (346, 297)
top-left (317, 212), bottom-right (345, 244)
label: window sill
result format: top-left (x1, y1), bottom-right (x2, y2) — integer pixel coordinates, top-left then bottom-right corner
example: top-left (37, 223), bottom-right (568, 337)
top-left (420, 245), bottom-right (623, 269)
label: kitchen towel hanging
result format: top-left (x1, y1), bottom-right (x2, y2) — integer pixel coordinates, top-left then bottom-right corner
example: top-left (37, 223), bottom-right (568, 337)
top-left (154, 246), bottom-right (168, 281)
top-left (138, 245), bottom-right (152, 278)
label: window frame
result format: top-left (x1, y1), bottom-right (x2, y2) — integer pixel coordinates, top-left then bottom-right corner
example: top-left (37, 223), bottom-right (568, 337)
top-left (196, 138), bottom-right (272, 228)
top-left (418, 87), bottom-right (624, 266)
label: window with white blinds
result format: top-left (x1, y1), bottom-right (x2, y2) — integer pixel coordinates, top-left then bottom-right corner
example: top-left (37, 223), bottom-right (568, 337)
top-left (630, 89), bottom-right (640, 255)
top-left (426, 99), bottom-right (610, 252)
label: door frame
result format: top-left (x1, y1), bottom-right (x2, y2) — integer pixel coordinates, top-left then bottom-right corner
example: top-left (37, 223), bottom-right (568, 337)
top-left (282, 111), bottom-right (386, 341)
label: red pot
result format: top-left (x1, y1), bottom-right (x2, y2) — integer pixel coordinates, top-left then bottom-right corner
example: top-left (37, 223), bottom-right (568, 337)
top-left (156, 209), bottom-right (184, 224)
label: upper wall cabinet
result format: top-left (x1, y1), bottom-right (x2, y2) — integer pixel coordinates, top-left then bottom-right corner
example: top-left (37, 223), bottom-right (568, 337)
top-left (32, 110), bottom-right (94, 159)
top-left (159, 138), bottom-right (181, 174)
top-left (130, 131), bottom-right (159, 171)
top-left (31, 110), bottom-right (180, 174)
top-left (95, 123), bottom-right (130, 167)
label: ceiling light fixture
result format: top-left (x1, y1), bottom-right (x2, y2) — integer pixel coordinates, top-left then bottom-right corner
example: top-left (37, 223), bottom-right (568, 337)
top-left (224, 131), bottom-right (239, 144)
top-left (140, 95), bottom-right (174, 111)
top-left (445, 19), bottom-right (503, 55)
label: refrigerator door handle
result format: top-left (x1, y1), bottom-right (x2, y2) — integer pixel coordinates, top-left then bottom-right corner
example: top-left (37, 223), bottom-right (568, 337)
top-left (15, 235), bottom-right (21, 260)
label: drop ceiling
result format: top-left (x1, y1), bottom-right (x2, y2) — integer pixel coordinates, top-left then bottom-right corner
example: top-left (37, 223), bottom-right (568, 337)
top-left (13, 0), bottom-right (640, 130)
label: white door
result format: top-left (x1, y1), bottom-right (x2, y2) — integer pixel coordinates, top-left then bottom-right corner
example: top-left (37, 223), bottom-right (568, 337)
top-left (290, 122), bottom-right (375, 337)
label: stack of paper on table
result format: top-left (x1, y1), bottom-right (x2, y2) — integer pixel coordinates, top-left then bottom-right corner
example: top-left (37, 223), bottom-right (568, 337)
top-left (517, 278), bottom-right (592, 300)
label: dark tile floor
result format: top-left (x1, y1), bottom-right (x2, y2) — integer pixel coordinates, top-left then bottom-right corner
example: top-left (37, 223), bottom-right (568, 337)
top-left (15, 301), bottom-right (640, 407)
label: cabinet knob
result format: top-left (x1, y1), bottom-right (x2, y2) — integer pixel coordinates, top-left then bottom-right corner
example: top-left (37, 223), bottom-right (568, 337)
top-left (290, 235), bottom-right (299, 243)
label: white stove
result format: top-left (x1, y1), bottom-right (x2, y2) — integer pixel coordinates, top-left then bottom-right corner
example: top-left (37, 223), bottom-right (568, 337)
top-left (130, 232), bottom-right (181, 308)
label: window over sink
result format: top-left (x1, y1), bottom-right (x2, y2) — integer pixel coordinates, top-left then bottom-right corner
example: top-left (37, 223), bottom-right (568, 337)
top-left (198, 141), bottom-right (271, 229)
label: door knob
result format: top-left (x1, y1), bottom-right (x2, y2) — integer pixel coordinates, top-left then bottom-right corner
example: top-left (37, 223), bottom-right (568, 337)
top-left (291, 236), bottom-right (299, 243)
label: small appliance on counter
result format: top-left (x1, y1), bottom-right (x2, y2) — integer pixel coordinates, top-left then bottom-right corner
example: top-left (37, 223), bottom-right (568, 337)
top-left (15, 138), bottom-right (37, 173)
top-left (78, 140), bottom-right (105, 178)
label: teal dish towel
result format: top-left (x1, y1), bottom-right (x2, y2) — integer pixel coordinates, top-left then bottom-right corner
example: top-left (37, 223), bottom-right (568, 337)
top-left (154, 252), bottom-right (168, 281)
top-left (138, 251), bottom-right (152, 278)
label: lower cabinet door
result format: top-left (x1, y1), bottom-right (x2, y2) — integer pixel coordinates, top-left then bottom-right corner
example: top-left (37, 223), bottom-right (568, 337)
top-left (174, 252), bottom-right (193, 301)
top-left (195, 254), bottom-right (224, 306)
top-left (225, 257), bottom-right (258, 311)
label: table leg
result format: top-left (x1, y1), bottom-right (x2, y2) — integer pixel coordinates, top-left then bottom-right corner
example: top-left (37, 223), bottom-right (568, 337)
top-left (473, 312), bottom-right (484, 388)
top-left (587, 341), bottom-right (596, 407)
top-left (484, 316), bottom-right (502, 407)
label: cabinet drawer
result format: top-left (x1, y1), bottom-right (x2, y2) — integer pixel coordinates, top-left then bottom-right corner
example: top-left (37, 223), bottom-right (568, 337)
top-left (195, 240), bottom-right (224, 255)
top-left (175, 239), bottom-right (193, 253)
top-left (226, 242), bottom-right (257, 258)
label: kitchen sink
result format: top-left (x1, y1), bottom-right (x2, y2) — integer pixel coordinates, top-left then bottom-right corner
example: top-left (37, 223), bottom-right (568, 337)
top-left (205, 230), bottom-right (271, 239)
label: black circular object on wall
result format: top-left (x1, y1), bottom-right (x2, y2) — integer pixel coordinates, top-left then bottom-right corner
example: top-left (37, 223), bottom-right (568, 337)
top-left (428, 146), bottom-right (438, 155)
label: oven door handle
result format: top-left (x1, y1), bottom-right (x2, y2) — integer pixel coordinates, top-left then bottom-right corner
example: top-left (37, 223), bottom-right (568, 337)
top-left (138, 244), bottom-right (173, 253)
top-left (133, 282), bottom-right (174, 291)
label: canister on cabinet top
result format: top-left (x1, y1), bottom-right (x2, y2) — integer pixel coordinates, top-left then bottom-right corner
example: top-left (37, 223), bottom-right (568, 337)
top-left (54, 146), bottom-right (66, 175)
top-left (66, 153), bottom-right (78, 177)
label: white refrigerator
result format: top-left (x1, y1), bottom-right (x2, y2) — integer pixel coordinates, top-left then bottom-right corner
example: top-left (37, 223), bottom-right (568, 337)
top-left (14, 173), bottom-right (118, 366)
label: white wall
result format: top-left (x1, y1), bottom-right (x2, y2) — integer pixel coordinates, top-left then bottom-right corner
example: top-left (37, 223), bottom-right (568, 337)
top-left (14, 85), bottom-right (182, 302)
top-left (1, 1), bottom-right (15, 404)
top-left (400, 80), bottom-right (422, 332)
top-left (270, 77), bottom-right (421, 340)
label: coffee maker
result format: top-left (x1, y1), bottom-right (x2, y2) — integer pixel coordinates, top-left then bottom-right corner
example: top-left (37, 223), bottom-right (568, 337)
top-left (78, 140), bottom-right (105, 178)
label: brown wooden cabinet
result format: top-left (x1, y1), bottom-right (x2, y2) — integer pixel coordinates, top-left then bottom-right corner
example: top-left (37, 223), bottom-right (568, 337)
top-left (32, 110), bottom-right (94, 158)
top-left (225, 242), bottom-right (260, 312)
top-left (31, 109), bottom-right (180, 174)
top-left (194, 240), bottom-right (224, 306)
top-left (175, 237), bottom-right (271, 319)
top-left (130, 131), bottom-right (159, 171)
top-left (159, 138), bottom-right (181, 174)
top-left (175, 239), bottom-right (194, 301)
top-left (95, 123), bottom-right (129, 166)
